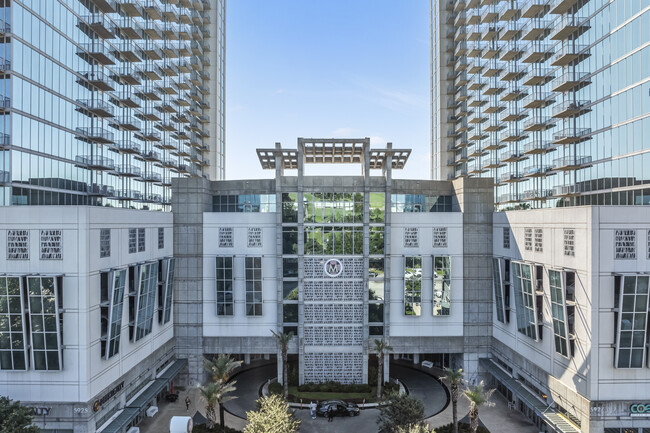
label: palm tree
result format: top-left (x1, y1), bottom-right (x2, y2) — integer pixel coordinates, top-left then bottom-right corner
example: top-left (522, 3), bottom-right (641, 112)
top-left (374, 339), bottom-right (394, 399)
top-left (463, 381), bottom-right (495, 433)
top-left (204, 353), bottom-right (242, 383)
top-left (441, 368), bottom-right (464, 433)
top-left (201, 379), bottom-right (238, 433)
top-left (271, 330), bottom-right (294, 399)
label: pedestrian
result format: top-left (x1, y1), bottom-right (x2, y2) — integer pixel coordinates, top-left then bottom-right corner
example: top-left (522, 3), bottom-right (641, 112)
top-left (327, 406), bottom-right (333, 422)
top-left (310, 401), bottom-right (316, 419)
top-left (185, 395), bottom-right (191, 411)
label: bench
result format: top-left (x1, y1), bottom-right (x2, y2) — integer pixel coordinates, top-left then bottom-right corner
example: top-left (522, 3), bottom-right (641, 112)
top-left (421, 360), bottom-right (434, 368)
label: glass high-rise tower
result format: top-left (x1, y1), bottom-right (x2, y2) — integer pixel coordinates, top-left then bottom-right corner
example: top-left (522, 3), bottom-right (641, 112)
top-left (431, 0), bottom-right (650, 209)
top-left (0, 0), bottom-right (226, 209)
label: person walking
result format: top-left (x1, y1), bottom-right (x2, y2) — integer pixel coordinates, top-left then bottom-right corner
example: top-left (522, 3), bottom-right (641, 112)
top-left (185, 395), bottom-right (191, 411)
top-left (309, 401), bottom-right (316, 420)
top-left (327, 406), bottom-right (334, 422)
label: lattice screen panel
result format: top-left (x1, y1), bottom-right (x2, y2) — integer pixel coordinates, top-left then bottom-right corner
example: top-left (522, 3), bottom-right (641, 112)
top-left (40, 230), bottom-right (62, 260)
top-left (303, 353), bottom-right (364, 384)
top-left (303, 304), bottom-right (364, 324)
top-left (303, 257), bottom-right (364, 279)
top-left (219, 227), bottom-right (234, 248)
top-left (303, 280), bottom-right (363, 301)
top-left (615, 229), bottom-right (636, 259)
top-left (7, 230), bottom-right (29, 260)
top-left (303, 326), bottom-right (363, 346)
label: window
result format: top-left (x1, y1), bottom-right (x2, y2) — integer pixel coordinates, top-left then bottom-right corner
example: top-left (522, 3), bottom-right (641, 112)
top-left (158, 227), bottom-right (164, 249)
top-left (247, 227), bottom-right (262, 247)
top-left (304, 226), bottom-right (363, 255)
top-left (7, 230), bottom-right (29, 260)
top-left (212, 194), bottom-right (276, 212)
top-left (27, 276), bottom-right (63, 370)
top-left (370, 227), bottom-right (384, 254)
top-left (549, 270), bottom-right (570, 358)
top-left (564, 229), bottom-right (575, 256)
top-left (433, 256), bottom-right (451, 316)
top-left (219, 227), bottom-right (234, 248)
top-left (512, 262), bottom-right (539, 340)
top-left (404, 256), bottom-right (422, 316)
top-left (0, 277), bottom-right (28, 370)
top-left (216, 257), bottom-right (233, 316)
top-left (404, 228), bottom-right (419, 248)
top-left (534, 228), bottom-right (543, 253)
top-left (159, 258), bottom-right (175, 324)
top-left (391, 194), bottom-right (452, 212)
top-left (283, 304), bottom-right (298, 323)
top-left (283, 227), bottom-right (298, 254)
top-left (40, 230), bottom-right (62, 260)
top-left (433, 227), bottom-right (448, 248)
top-left (615, 275), bottom-right (648, 368)
top-left (503, 227), bottom-right (510, 249)
top-left (131, 262), bottom-right (158, 341)
top-left (615, 229), bottom-right (636, 259)
top-left (100, 229), bottom-right (111, 258)
top-left (100, 269), bottom-right (127, 359)
top-left (524, 228), bottom-right (532, 251)
top-left (128, 228), bottom-right (137, 254)
top-left (245, 257), bottom-right (262, 316)
top-left (282, 193), bottom-right (298, 222)
top-left (137, 228), bottom-right (145, 252)
top-left (369, 193), bottom-right (385, 223)
top-left (492, 258), bottom-right (506, 324)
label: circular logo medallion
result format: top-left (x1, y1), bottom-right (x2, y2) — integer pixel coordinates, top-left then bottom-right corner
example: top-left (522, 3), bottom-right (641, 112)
top-left (323, 258), bottom-right (343, 277)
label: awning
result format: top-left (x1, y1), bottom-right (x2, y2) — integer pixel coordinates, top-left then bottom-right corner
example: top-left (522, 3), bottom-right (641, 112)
top-left (480, 358), bottom-right (581, 433)
top-left (157, 358), bottom-right (188, 381)
top-left (127, 379), bottom-right (167, 410)
top-left (97, 407), bottom-right (139, 433)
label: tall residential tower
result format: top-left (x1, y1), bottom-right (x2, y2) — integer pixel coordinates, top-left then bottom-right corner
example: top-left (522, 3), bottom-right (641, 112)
top-left (431, 0), bottom-right (650, 209)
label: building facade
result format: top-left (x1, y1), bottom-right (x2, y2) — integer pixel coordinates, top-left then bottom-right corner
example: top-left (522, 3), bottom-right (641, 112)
top-left (0, 0), bottom-right (225, 210)
top-left (431, 0), bottom-right (650, 209)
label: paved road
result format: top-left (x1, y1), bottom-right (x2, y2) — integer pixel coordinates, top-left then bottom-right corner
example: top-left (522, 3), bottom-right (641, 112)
top-left (294, 408), bottom-right (379, 433)
top-left (224, 363), bottom-right (276, 418)
top-left (391, 364), bottom-right (449, 418)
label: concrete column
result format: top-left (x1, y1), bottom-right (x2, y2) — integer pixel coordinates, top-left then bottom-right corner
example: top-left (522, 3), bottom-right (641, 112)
top-left (384, 354), bottom-right (390, 383)
top-left (244, 354), bottom-right (251, 365)
top-left (413, 353), bottom-right (420, 365)
top-left (264, 353), bottom-right (270, 360)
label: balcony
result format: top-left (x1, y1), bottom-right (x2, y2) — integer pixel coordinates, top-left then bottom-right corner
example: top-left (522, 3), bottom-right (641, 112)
top-left (176, 163), bottom-right (190, 174)
top-left (551, 16), bottom-right (590, 40)
top-left (75, 155), bottom-right (115, 170)
top-left (109, 116), bottom-right (141, 131)
top-left (552, 156), bottom-right (592, 170)
top-left (110, 92), bottom-right (141, 108)
top-left (455, 12), bottom-right (467, 27)
top-left (141, 20), bottom-right (163, 40)
top-left (163, 24), bottom-right (180, 40)
top-left (484, 157), bottom-right (505, 168)
top-left (553, 184), bottom-right (583, 197)
top-left (500, 43), bottom-right (524, 62)
top-left (552, 100), bottom-right (591, 118)
top-left (141, 172), bottom-right (163, 183)
top-left (500, 87), bottom-right (527, 102)
top-left (87, 184), bottom-right (116, 197)
top-left (139, 149), bottom-right (161, 163)
top-left (552, 128), bottom-right (592, 144)
top-left (501, 63), bottom-right (525, 81)
top-left (521, 19), bottom-right (551, 40)
top-left (500, 128), bottom-right (527, 142)
top-left (135, 87), bottom-right (161, 102)
top-left (522, 42), bottom-right (553, 63)
top-left (469, 114), bottom-right (489, 125)
top-left (484, 102), bottom-right (506, 114)
top-left (468, 25), bottom-right (483, 41)
top-left (0, 132), bottom-right (9, 148)
top-left (146, 193), bottom-right (163, 203)
top-left (523, 140), bottom-right (555, 155)
top-left (500, 21), bottom-right (523, 41)
top-left (118, 0), bottom-right (144, 17)
top-left (76, 99), bottom-right (115, 118)
top-left (113, 40), bottom-right (141, 62)
top-left (140, 66), bottom-right (162, 81)
top-left (523, 116), bottom-right (556, 132)
top-left (481, 24), bottom-right (502, 41)
top-left (468, 78), bottom-right (488, 91)
top-left (468, 95), bottom-right (488, 108)
top-left (115, 140), bottom-right (141, 154)
top-left (114, 18), bottom-right (142, 39)
top-left (454, 59), bottom-right (470, 72)
top-left (485, 82), bottom-right (505, 95)
top-left (78, 43), bottom-right (115, 65)
top-left (484, 62), bottom-right (504, 77)
top-left (522, 92), bottom-right (555, 108)
top-left (81, 15), bottom-right (114, 39)
top-left (481, 6), bottom-right (499, 23)
top-left (467, 60), bottom-right (486, 74)
top-left (551, 72), bottom-right (591, 92)
top-left (113, 65), bottom-right (141, 85)
top-left (499, 172), bottom-right (524, 183)
top-left (521, 189), bottom-right (553, 200)
top-left (157, 63), bottom-right (179, 77)
top-left (115, 164), bottom-right (142, 178)
top-left (497, 193), bottom-right (518, 203)
top-left (76, 127), bottom-right (115, 144)
top-left (485, 121), bottom-right (506, 132)
top-left (522, 67), bottom-right (554, 86)
top-left (549, 0), bottom-right (585, 15)
top-left (469, 130), bottom-right (489, 141)
top-left (142, 0), bottom-right (163, 20)
top-left (454, 41), bottom-right (469, 57)
top-left (83, 0), bottom-right (117, 13)
top-left (77, 71), bottom-right (115, 91)
top-left (498, 1), bottom-right (520, 21)
top-left (481, 44), bottom-right (500, 59)
top-left (501, 108), bottom-right (528, 122)
top-left (500, 150), bottom-right (527, 163)
top-left (454, 27), bottom-right (468, 42)
top-left (551, 44), bottom-right (590, 66)
top-left (523, 164), bottom-right (553, 177)
top-left (136, 130), bottom-right (162, 141)
top-left (484, 139), bottom-right (505, 151)
top-left (115, 189), bottom-right (141, 201)
top-left (522, 0), bottom-right (549, 18)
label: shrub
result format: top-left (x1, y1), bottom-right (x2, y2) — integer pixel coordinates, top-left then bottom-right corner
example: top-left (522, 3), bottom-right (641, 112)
top-left (435, 422), bottom-right (490, 433)
top-left (296, 381), bottom-right (371, 393)
top-left (268, 382), bottom-right (283, 396)
top-left (193, 425), bottom-right (242, 433)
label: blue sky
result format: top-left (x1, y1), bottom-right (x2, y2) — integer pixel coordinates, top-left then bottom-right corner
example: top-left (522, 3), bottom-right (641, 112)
top-left (225, 0), bottom-right (431, 179)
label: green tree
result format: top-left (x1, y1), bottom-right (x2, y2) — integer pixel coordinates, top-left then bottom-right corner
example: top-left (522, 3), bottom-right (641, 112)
top-left (200, 380), bottom-right (238, 433)
top-left (244, 395), bottom-right (300, 433)
top-left (396, 423), bottom-right (436, 433)
top-left (374, 339), bottom-right (394, 399)
top-left (441, 367), bottom-right (464, 433)
top-left (271, 330), bottom-right (294, 399)
top-left (463, 381), bottom-right (495, 433)
top-left (377, 392), bottom-right (424, 433)
top-left (204, 354), bottom-right (242, 382)
top-left (0, 396), bottom-right (40, 433)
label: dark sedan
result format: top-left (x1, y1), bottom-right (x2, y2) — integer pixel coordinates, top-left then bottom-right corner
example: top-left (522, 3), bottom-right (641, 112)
top-left (316, 400), bottom-right (360, 417)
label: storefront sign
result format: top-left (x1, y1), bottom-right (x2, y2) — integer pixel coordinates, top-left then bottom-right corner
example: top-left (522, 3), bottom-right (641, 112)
top-left (324, 258), bottom-right (343, 277)
top-left (29, 407), bottom-right (51, 416)
top-left (630, 403), bottom-right (650, 416)
top-left (93, 382), bottom-right (125, 412)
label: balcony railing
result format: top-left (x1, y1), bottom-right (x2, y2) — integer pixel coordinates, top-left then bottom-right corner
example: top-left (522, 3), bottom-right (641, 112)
top-left (521, 189), bottom-right (553, 200)
top-left (78, 71), bottom-right (114, 91)
top-left (78, 43), bottom-right (116, 65)
top-left (523, 140), bottom-right (555, 155)
top-left (552, 156), bottom-right (592, 170)
top-left (75, 155), bottom-right (115, 170)
top-left (115, 140), bottom-right (141, 154)
top-left (552, 100), bottom-right (591, 118)
top-left (552, 128), bottom-right (592, 144)
top-left (115, 164), bottom-right (142, 177)
top-left (77, 99), bottom-right (115, 118)
top-left (551, 71), bottom-right (591, 92)
top-left (551, 15), bottom-right (590, 40)
top-left (76, 127), bottom-right (115, 143)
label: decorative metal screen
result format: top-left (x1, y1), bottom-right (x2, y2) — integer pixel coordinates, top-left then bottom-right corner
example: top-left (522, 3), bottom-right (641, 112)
top-left (564, 229), bottom-right (575, 256)
top-left (137, 228), bottom-right (146, 252)
top-left (40, 230), bottom-right (62, 260)
top-left (404, 227), bottom-right (419, 248)
top-left (303, 257), bottom-right (364, 279)
top-left (524, 228), bottom-right (532, 251)
top-left (0, 276), bottom-right (28, 370)
top-left (219, 227), bottom-right (234, 248)
top-left (534, 228), bottom-right (543, 252)
top-left (303, 304), bottom-right (364, 323)
top-left (303, 353), bottom-right (363, 384)
top-left (432, 227), bottom-right (448, 248)
top-left (247, 227), bottom-right (262, 247)
top-left (128, 228), bottom-right (137, 253)
top-left (7, 230), bottom-right (29, 260)
top-left (100, 228), bottom-right (111, 258)
top-left (503, 227), bottom-right (510, 249)
top-left (303, 280), bottom-right (364, 301)
top-left (615, 229), bottom-right (636, 259)
top-left (158, 227), bottom-right (164, 249)
top-left (303, 327), bottom-right (363, 346)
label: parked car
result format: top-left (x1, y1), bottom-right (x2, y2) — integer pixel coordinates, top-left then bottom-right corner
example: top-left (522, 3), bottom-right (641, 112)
top-left (316, 400), bottom-right (360, 417)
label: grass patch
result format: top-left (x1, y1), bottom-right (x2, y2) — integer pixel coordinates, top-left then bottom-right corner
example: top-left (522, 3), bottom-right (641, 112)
top-left (287, 386), bottom-right (377, 403)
